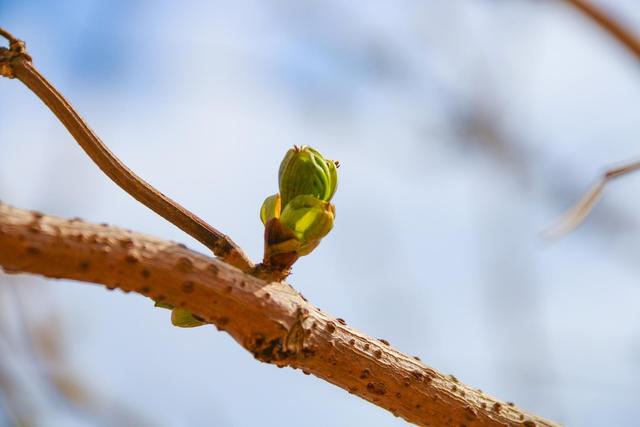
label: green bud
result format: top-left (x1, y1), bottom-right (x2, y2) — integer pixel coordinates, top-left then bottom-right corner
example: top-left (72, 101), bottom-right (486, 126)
top-left (280, 194), bottom-right (334, 254)
top-left (278, 146), bottom-right (338, 206)
top-left (261, 146), bottom-right (338, 271)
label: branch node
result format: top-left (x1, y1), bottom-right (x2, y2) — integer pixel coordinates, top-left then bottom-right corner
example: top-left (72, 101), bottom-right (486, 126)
top-left (0, 29), bottom-right (31, 78)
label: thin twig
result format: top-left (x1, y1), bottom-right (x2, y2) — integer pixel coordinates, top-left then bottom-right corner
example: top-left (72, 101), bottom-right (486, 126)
top-left (544, 160), bottom-right (640, 238)
top-left (0, 203), bottom-right (561, 427)
top-left (564, 0), bottom-right (640, 61)
top-left (0, 28), bottom-right (253, 272)
top-left (0, 28), bottom-right (17, 44)
top-left (544, 1), bottom-right (640, 236)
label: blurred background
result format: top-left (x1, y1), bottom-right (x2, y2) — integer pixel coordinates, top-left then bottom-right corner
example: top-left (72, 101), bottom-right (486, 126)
top-left (1, 0), bottom-right (640, 426)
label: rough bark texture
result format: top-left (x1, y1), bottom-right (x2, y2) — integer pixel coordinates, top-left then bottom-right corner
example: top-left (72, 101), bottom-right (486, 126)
top-left (0, 203), bottom-right (559, 427)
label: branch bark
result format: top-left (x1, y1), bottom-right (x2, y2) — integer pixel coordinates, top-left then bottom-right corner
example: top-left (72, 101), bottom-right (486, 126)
top-left (0, 203), bottom-right (560, 427)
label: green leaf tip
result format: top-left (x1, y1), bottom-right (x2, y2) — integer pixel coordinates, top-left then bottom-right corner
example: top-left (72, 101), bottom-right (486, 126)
top-left (154, 300), bottom-right (173, 310)
top-left (154, 301), bottom-right (207, 328)
top-left (278, 145), bottom-right (338, 206)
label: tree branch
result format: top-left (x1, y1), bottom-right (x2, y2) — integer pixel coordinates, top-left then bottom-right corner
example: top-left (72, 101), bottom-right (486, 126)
top-left (543, 1), bottom-right (640, 236)
top-left (565, 0), bottom-right (640, 61)
top-left (0, 28), bottom-right (253, 273)
top-left (0, 203), bottom-right (560, 427)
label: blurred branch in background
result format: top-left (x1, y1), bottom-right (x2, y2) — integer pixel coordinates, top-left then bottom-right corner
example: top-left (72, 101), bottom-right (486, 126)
top-left (425, 1), bottom-right (640, 250)
top-left (541, 0), bottom-right (640, 236)
top-left (0, 275), bottom-right (155, 427)
top-left (565, 0), bottom-right (640, 61)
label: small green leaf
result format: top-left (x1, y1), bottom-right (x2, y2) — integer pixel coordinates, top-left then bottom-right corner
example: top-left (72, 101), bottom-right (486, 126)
top-left (260, 193), bottom-right (281, 225)
top-left (171, 308), bottom-right (206, 328)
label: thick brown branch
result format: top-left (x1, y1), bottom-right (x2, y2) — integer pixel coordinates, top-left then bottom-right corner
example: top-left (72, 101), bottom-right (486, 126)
top-left (0, 30), bottom-right (253, 272)
top-left (0, 203), bottom-right (560, 427)
top-left (565, 0), bottom-right (640, 61)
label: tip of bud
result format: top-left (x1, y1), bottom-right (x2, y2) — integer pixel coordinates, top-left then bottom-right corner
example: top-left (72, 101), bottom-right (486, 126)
top-left (278, 146), bottom-right (338, 205)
